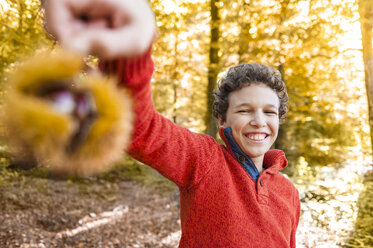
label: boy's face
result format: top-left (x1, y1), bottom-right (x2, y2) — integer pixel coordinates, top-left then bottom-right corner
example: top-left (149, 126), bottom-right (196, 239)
top-left (219, 83), bottom-right (280, 161)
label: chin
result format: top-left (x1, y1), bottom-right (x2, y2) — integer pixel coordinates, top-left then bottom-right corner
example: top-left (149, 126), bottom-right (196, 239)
top-left (243, 146), bottom-right (270, 159)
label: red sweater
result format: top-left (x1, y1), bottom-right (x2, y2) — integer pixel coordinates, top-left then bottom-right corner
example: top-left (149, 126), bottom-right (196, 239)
top-left (100, 49), bottom-right (300, 248)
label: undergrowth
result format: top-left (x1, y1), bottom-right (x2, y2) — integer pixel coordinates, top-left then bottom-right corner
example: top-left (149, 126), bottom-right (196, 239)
top-left (345, 170), bottom-right (373, 248)
top-left (0, 154), bottom-right (175, 192)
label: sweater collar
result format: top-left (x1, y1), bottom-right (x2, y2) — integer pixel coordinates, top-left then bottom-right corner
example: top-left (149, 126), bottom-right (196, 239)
top-left (218, 127), bottom-right (288, 175)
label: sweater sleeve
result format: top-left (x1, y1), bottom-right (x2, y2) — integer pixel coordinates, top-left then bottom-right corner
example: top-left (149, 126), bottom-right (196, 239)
top-left (290, 189), bottom-right (301, 248)
top-left (99, 48), bottom-right (219, 188)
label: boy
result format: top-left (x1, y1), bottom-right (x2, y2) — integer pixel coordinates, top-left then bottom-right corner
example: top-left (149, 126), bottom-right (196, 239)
top-left (45, 0), bottom-right (300, 247)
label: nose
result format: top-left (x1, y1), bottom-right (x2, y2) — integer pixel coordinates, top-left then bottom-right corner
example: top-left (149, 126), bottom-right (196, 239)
top-left (250, 112), bottom-right (266, 127)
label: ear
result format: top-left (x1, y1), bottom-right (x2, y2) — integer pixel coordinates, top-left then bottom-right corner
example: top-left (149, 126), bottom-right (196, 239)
top-left (217, 115), bottom-right (225, 128)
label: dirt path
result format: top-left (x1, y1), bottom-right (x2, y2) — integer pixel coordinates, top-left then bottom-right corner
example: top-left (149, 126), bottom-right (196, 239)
top-left (0, 176), bottom-right (181, 248)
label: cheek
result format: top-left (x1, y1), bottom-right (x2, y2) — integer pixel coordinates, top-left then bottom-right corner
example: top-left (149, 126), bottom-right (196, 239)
top-left (231, 117), bottom-right (247, 130)
top-left (232, 119), bottom-right (249, 142)
top-left (270, 120), bottom-right (280, 137)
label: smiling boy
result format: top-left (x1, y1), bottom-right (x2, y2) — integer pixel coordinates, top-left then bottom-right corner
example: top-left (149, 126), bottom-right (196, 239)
top-left (99, 57), bottom-right (300, 248)
top-left (45, 0), bottom-right (300, 247)
top-left (219, 82), bottom-right (279, 173)
top-left (214, 63), bottom-right (289, 178)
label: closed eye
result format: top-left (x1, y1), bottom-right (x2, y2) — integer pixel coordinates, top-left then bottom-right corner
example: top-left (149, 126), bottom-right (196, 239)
top-left (265, 111), bottom-right (278, 115)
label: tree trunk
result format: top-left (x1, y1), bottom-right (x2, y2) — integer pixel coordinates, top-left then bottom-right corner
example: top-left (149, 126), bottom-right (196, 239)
top-left (205, 0), bottom-right (220, 138)
top-left (238, 0), bottom-right (252, 64)
top-left (172, 33), bottom-right (180, 124)
top-left (348, 2), bottom-right (373, 246)
top-left (360, 0), bottom-right (373, 156)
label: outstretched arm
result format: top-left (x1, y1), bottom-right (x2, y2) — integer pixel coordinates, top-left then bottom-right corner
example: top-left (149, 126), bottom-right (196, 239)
top-left (99, 54), bottom-right (219, 188)
top-left (44, 0), bottom-right (221, 188)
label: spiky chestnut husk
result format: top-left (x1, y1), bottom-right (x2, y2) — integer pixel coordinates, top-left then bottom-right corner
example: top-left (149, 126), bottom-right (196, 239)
top-left (2, 50), bottom-right (132, 176)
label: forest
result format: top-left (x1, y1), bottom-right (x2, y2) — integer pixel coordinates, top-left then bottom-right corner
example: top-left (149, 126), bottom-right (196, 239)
top-left (0, 0), bottom-right (372, 247)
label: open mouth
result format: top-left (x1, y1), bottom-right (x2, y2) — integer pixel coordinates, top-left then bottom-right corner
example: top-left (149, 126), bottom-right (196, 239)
top-left (245, 133), bottom-right (269, 141)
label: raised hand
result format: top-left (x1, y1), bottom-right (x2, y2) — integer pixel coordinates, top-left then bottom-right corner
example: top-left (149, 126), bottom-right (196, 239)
top-left (44, 0), bottom-right (156, 59)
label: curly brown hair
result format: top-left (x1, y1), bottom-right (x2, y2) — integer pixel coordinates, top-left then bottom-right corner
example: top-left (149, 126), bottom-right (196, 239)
top-left (213, 63), bottom-right (288, 123)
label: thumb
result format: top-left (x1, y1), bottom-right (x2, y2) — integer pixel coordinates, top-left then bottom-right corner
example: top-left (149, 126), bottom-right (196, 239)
top-left (61, 34), bottom-right (93, 57)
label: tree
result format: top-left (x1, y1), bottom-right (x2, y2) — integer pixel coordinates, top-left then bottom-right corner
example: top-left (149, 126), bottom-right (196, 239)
top-left (150, 0), bottom-right (210, 132)
top-left (2, 0), bottom-right (365, 172)
top-left (359, 0), bottom-right (373, 155)
top-left (205, 0), bottom-right (221, 138)
top-left (347, 171), bottom-right (373, 247)
top-left (346, 1), bottom-right (373, 247)
top-left (221, 0), bottom-right (361, 171)
top-left (0, 0), bottom-right (53, 83)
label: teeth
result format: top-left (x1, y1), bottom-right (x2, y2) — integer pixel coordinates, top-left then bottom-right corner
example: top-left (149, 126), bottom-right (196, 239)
top-left (247, 134), bottom-right (267, 140)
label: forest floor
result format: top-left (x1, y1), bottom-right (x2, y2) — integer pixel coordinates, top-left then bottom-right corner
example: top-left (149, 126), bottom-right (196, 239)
top-left (0, 169), bottom-right (181, 248)
top-left (0, 161), bottom-right (369, 248)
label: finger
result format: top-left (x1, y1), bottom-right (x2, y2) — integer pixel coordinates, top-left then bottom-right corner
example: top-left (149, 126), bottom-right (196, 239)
top-left (44, 0), bottom-right (74, 39)
top-left (45, 0), bottom-right (111, 39)
top-left (59, 18), bottom-right (112, 56)
top-left (61, 35), bottom-right (92, 57)
top-left (64, 26), bottom-right (154, 59)
top-left (90, 25), bottom-right (156, 59)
